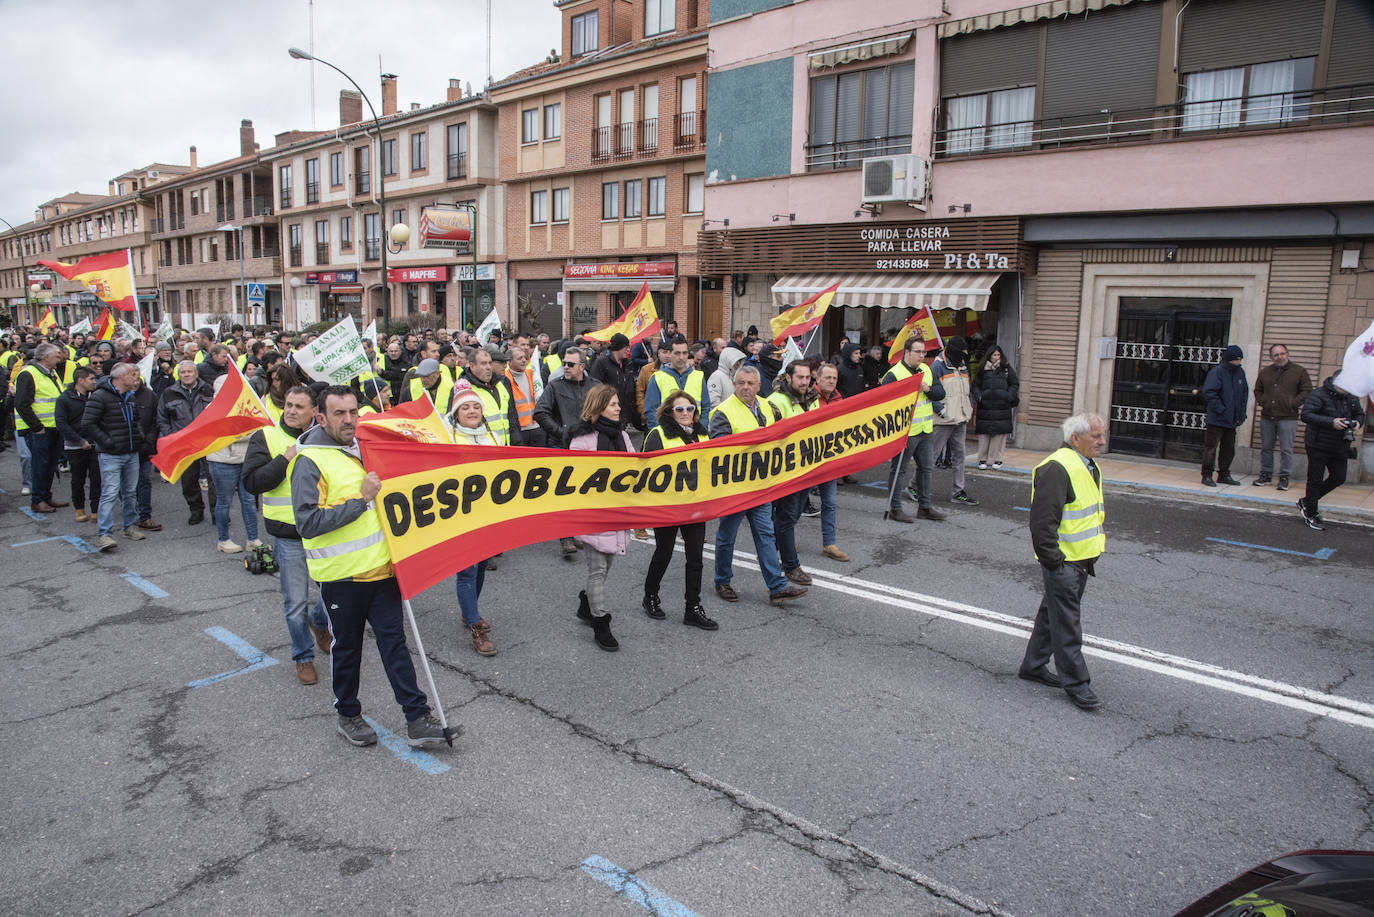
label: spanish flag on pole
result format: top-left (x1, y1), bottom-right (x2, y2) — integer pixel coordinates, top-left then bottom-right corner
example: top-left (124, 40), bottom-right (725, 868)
top-left (886, 306), bottom-right (943, 364)
top-left (37, 249), bottom-right (138, 312)
top-left (355, 395), bottom-right (454, 446)
top-left (93, 308), bottom-right (115, 341)
top-left (770, 282), bottom-right (839, 346)
top-left (36, 307), bottom-right (58, 334)
top-left (584, 282), bottom-right (661, 345)
top-left (152, 362), bottom-right (273, 482)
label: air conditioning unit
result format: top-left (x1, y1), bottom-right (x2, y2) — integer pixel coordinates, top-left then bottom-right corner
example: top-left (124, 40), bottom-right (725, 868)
top-left (860, 154), bottom-right (928, 205)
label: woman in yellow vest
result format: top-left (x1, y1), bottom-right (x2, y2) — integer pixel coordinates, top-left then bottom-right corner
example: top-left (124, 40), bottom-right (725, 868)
top-left (445, 381), bottom-right (499, 657)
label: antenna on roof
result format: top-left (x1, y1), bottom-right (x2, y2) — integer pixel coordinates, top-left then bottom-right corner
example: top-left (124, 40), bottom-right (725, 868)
top-left (308, 0), bottom-right (316, 129)
top-left (486, 0), bottom-right (492, 88)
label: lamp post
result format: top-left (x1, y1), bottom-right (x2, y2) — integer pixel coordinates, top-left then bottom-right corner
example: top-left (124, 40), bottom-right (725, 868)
top-left (288, 47), bottom-right (392, 323)
top-left (217, 222), bottom-right (246, 329)
top-left (0, 214), bottom-right (29, 324)
top-left (455, 201), bottom-right (479, 331)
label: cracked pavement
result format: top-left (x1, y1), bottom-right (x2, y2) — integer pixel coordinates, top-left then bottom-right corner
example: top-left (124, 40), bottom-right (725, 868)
top-left (1, 464), bottom-right (1371, 915)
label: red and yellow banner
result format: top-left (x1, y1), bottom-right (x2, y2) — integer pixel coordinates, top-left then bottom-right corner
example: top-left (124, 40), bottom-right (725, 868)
top-left (93, 308), bottom-right (115, 341)
top-left (886, 306), bottom-right (942, 363)
top-left (359, 375), bottom-right (921, 598)
top-left (583, 283), bottom-right (661, 345)
top-left (37, 249), bottom-right (137, 312)
top-left (152, 364), bottom-right (272, 482)
top-left (771, 282), bottom-right (839, 346)
top-left (37, 307), bottom-right (57, 334)
top-left (356, 397), bottom-right (452, 445)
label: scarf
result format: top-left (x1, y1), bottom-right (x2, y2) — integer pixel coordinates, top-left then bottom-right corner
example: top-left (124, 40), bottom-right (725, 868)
top-left (594, 416), bottom-right (626, 452)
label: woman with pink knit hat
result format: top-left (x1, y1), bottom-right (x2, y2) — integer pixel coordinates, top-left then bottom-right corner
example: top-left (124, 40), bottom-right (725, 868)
top-left (447, 380), bottom-right (499, 656)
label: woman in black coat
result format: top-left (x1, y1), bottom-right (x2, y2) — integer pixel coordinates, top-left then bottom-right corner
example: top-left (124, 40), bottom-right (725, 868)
top-left (972, 345), bottom-right (1018, 468)
top-left (836, 341), bottom-right (867, 398)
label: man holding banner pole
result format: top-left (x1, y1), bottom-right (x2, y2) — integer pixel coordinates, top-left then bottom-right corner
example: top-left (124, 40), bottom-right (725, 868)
top-left (882, 332), bottom-right (945, 524)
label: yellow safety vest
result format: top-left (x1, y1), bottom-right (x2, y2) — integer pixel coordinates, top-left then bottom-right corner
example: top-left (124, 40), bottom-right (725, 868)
top-left (651, 368), bottom-right (704, 406)
top-left (65, 345), bottom-right (77, 362)
top-left (16, 364), bottom-right (61, 431)
top-left (648, 427), bottom-right (692, 450)
top-left (264, 397), bottom-right (284, 424)
top-left (408, 373), bottom-right (455, 415)
top-left (193, 350), bottom-right (205, 364)
top-left (1033, 447), bottom-right (1106, 561)
top-left (470, 381), bottom-right (511, 445)
top-left (57, 360), bottom-right (75, 386)
top-left (765, 388), bottom-right (813, 421)
top-left (883, 361), bottom-right (935, 434)
top-left (292, 445), bottom-right (391, 582)
top-left (543, 352), bottom-right (561, 375)
top-left (260, 425), bottom-right (299, 525)
top-left (235, 353), bottom-right (248, 370)
top-left (714, 395), bottom-right (774, 435)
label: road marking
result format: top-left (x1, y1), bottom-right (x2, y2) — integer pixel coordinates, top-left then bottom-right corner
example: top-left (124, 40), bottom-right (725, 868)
top-left (121, 572), bottom-right (169, 598)
top-left (11, 535), bottom-right (65, 547)
top-left (21, 507), bottom-right (46, 521)
top-left (188, 626), bottom-right (278, 687)
top-left (1206, 537), bottom-right (1335, 560)
top-left (581, 855), bottom-right (702, 917)
top-left (362, 716), bottom-right (450, 775)
top-left (702, 545), bottom-right (1374, 730)
top-left (62, 535), bottom-right (97, 554)
top-left (1012, 505), bottom-right (1030, 512)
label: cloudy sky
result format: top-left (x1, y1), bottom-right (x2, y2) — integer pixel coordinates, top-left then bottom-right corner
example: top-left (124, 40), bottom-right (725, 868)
top-left (0, 0), bottom-right (563, 229)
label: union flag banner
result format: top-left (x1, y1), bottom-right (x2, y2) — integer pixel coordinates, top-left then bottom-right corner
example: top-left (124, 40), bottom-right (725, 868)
top-left (886, 306), bottom-right (942, 364)
top-left (770, 282), bottom-right (839, 346)
top-left (152, 363), bottom-right (272, 482)
top-left (37, 249), bottom-right (138, 312)
top-left (359, 374), bottom-right (921, 598)
top-left (37, 308), bottom-right (57, 334)
top-left (93, 308), bottom-right (115, 341)
top-left (355, 395), bottom-right (453, 445)
top-left (1334, 317), bottom-right (1374, 398)
top-left (583, 283), bottom-right (661, 345)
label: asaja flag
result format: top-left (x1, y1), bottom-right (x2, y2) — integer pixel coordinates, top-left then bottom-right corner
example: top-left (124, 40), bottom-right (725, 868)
top-left (93, 308), bottom-right (115, 341)
top-left (154, 316), bottom-right (174, 342)
top-left (292, 315), bottom-right (370, 385)
top-left (136, 348), bottom-right (156, 384)
top-left (37, 249), bottom-right (138, 312)
top-left (1334, 317), bottom-right (1374, 399)
top-left (69, 317), bottom-right (92, 337)
top-left (152, 363), bottom-right (272, 482)
top-left (355, 396), bottom-right (453, 445)
top-left (886, 306), bottom-right (942, 364)
top-left (115, 319), bottom-right (141, 342)
top-left (361, 320), bottom-right (378, 346)
top-left (771, 282), bottom-right (839, 346)
top-left (474, 307), bottom-right (502, 345)
top-left (37, 308), bottom-right (57, 334)
top-left (584, 283), bottom-right (661, 345)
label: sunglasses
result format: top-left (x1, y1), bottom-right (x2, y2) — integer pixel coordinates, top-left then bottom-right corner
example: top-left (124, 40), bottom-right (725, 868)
top-left (671, 405), bottom-right (696, 413)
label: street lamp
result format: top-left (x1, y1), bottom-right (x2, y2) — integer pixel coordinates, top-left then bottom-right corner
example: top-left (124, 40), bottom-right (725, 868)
top-left (288, 47), bottom-right (392, 322)
top-left (217, 222), bottom-right (246, 329)
top-left (0, 214), bottom-right (29, 323)
top-left (387, 222), bottom-right (410, 254)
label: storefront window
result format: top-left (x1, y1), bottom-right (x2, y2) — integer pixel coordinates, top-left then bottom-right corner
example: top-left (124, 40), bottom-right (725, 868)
top-left (460, 281), bottom-right (495, 331)
top-left (571, 292), bottom-right (599, 336)
top-left (405, 283), bottom-right (420, 314)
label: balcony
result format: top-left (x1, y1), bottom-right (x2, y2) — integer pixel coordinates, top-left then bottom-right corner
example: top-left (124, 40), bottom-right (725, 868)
top-left (356, 173), bottom-right (371, 195)
top-left (315, 243), bottom-right (330, 265)
top-left (594, 115), bottom-right (704, 161)
top-left (446, 153), bottom-right (467, 181)
top-left (305, 182), bottom-right (319, 205)
top-left (288, 246), bottom-right (302, 268)
top-left (933, 80), bottom-right (1374, 159)
top-left (280, 188), bottom-right (293, 210)
top-left (805, 134), bottom-right (913, 171)
top-left (364, 240), bottom-right (380, 261)
top-left (215, 201), bottom-right (235, 222)
top-left (675, 110), bottom-right (705, 152)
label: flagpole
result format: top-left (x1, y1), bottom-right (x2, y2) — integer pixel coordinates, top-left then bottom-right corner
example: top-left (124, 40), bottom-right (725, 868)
top-left (423, 388), bottom-right (456, 444)
top-left (125, 248), bottom-right (143, 329)
top-left (401, 598), bottom-right (459, 747)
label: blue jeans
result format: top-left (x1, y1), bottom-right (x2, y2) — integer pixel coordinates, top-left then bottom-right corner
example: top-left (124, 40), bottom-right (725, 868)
top-left (273, 536), bottom-right (331, 662)
top-left (136, 456), bottom-right (154, 522)
top-left (207, 461), bottom-right (258, 543)
top-left (454, 560), bottom-right (488, 627)
top-left (714, 503), bottom-right (786, 594)
top-left (772, 489), bottom-right (806, 571)
top-left (25, 428), bottom-right (57, 507)
top-left (16, 430), bottom-right (32, 491)
top-left (818, 478), bottom-right (838, 547)
top-left (97, 452), bottom-right (140, 536)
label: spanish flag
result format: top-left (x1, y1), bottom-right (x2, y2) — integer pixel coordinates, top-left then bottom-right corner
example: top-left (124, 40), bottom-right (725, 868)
top-left (886, 306), bottom-right (942, 364)
top-left (37, 249), bottom-right (138, 312)
top-left (93, 308), bottom-right (115, 341)
top-left (584, 283), bottom-right (661, 345)
top-left (36, 307), bottom-right (57, 334)
top-left (770, 282), bottom-right (838, 346)
top-left (152, 363), bottom-right (273, 482)
top-left (355, 396), bottom-right (453, 446)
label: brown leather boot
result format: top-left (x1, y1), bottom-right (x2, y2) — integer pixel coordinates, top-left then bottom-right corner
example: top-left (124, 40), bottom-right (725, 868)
top-left (295, 661), bottom-right (318, 685)
top-left (470, 619), bottom-right (496, 656)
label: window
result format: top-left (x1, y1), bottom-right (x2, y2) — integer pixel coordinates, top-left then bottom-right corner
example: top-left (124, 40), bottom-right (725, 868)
top-left (355, 146), bottom-right (370, 194)
top-left (617, 89), bottom-right (635, 153)
top-left (544, 103), bottom-right (562, 140)
top-left (329, 151), bottom-right (343, 187)
top-left (624, 179), bottom-right (642, 218)
top-left (530, 189), bottom-right (548, 224)
top-left (305, 158), bottom-right (319, 204)
top-left (602, 182), bottom-right (619, 220)
top-left (943, 86), bottom-right (1035, 154)
top-left (571, 10), bottom-right (598, 57)
top-left (809, 61), bottom-right (915, 170)
top-left (382, 138), bottom-right (397, 176)
top-left (446, 123), bottom-right (468, 179)
top-left (339, 214), bottom-right (353, 251)
top-left (363, 212), bottom-right (380, 260)
top-left (411, 131), bottom-right (427, 171)
top-left (1182, 58), bottom-right (1314, 132)
top-left (392, 208), bottom-right (407, 245)
top-left (190, 190), bottom-right (201, 216)
top-left (645, 0), bottom-right (673, 36)
top-left (552, 188), bottom-right (570, 222)
top-left (288, 223), bottom-right (302, 267)
top-left (279, 165), bottom-right (293, 208)
top-left (641, 84), bottom-right (659, 151)
top-left (522, 108), bottom-right (539, 144)
top-left (314, 219), bottom-right (329, 264)
top-left (593, 93), bottom-right (613, 158)
top-left (647, 177), bottom-right (666, 216)
top-left (685, 173), bottom-right (704, 214)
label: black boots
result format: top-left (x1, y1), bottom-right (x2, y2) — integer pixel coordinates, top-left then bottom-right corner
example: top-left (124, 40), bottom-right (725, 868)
top-left (591, 613), bottom-right (619, 651)
top-left (577, 590), bottom-right (592, 625)
top-left (684, 604), bottom-right (718, 631)
top-left (641, 593), bottom-right (665, 619)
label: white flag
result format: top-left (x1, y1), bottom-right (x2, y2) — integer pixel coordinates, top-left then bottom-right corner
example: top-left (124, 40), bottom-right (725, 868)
top-left (362, 320), bottom-right (378, 346)
top-left (475, 307), bottom-right (502, 346)
top-left (781, 336), bottom-right (805, 373)
top-left (154, 316), bottom-right (174, 343)
top-left (1333, 318), bottom-right (1374, 399)
top-left (137, 349), bottom-right (157, 384)
top-left (291, 315), bottom-right (370, 385)
top-left (69, 318), bottom-right (92, 336)
top-left (115, 320), bottom-right (141, 342)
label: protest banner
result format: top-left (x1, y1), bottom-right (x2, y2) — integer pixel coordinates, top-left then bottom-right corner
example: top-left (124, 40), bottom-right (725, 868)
top-left (292, 316), bottom-right (370, 385)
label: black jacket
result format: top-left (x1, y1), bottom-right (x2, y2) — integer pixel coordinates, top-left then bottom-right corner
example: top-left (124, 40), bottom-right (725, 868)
top-left (81, 380), bottom-right (145, 455)
top-left (55, 385), bottom-right (92, 449)
top-left (973, 349), bottom-right (1020, 436)
top-left (243, 420), bottom-right (308, 539)
top-left (157, 379), bottom-right (213, 438)
top-left (836, 343), bottom-right (867, 398)
top-left (533, 374), bottom-right (591, 447)
top-left (1301, 377), bottom-right (1365, 452)
top-left (588, 351), bottom-right (641, 426)
top-left (133, 383), bottom-right (159, 456)
top-left (198, 358), bottom-right (228, 386)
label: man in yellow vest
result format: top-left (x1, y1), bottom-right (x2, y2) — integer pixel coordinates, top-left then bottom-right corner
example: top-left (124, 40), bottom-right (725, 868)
top-left (463, 346), bottom-right (518, 445)
top-left (14, 343), bottom-right (67, 513)
top-left (765, 359), bottom-right (818, 587)
top-left (881, 333), bottom-right (945, 524)
top-left (289, 385), bottom-right (452, 748)
top-left (243, 383), bottom-right (332, 686)
top-left (707, 363), bottom-right (808, 607)
top-left (402, 358), bottom-right (455, 415)
top-left (643, 335), bottom-right (711, 431)
top-left (1019, 413), bottom-right (1107, 711)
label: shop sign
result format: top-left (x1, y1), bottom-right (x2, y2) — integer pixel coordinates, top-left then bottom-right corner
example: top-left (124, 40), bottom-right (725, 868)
top-left (387, 266), bottom-right (449, 283)
top-left (305, 270), bottom-right (358, 284)
top-left (419, 206), bottom-right (472, 250)
top-left (861, 225), bottom-right (1010, 272)
top-left (454, 263), bottom-right (496, 282)
top-left (564, 260), bottom-right (675, 280)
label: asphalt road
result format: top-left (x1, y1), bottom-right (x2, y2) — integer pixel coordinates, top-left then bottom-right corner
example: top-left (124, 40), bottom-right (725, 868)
top-left (1, 455), bottom-right (1370, 916)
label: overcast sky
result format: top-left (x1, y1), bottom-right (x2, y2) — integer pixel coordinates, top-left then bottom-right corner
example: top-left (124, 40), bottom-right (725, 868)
top-left (0, 0), bottom-right (563, 230)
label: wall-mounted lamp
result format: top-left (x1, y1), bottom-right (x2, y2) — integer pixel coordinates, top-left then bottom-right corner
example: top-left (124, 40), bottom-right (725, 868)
top-left (855, 203), bottom-right (881, 218)
top-left (700, 218), bottom-right (730, 230)
top-left (770, 213), bottom-right (796, 223)
top-left (947, 203), bottom-right (972, 214)
top-left (387, 222), bottom-right (411, 254)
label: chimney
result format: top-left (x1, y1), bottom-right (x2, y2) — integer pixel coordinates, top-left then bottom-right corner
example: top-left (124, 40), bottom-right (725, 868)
top-left (447, 78), bottom-right (463, 102)
top-left (240, 119), bottom-right (256, 157)
top-left (381, 74), bottom-right (398, 116)
top-left (340, 89), bottom-right (363, 126)
top-left (410, 103), bottom-right (421, 111)
top-left (189, 145), bottom-right (198, 169)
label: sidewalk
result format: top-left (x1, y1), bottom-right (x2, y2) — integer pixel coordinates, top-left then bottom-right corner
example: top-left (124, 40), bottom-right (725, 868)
top-left (985, 447), bottom-right (1374, 525)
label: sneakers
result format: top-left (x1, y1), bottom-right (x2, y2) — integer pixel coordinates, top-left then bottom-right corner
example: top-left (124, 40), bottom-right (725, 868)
top-left (801, 500), bottom-right (820, 517)
top-left (769, 585), bottom-right (808, 606)
top-left (641, 593), bottom-right (666, 620)
top-left (470, 619), bottom-right (496, 656)
top-left (632, 528), bottom-right (650, 540)
top-left (560, 537), bottom-right (579, 557)
top-left (905, 486), bottom-right (920, 502)
top-left (977, 461), bottom-right (988, 470)
top-left (123, 526), bottom-right (146, 541)
top-left (295, 661), bottom-right (318, 685)
top-left (715, 583), bottom-right (739, 602)
top-left (822, 544), bottom-right (850, 562)
top-left (784, 566), bottom-right (813, 586)
top-left (1297, 498), bottom-right (1325, 530)
top-left (684, 604), bottom-right (719, 630)
top-left (951, 490), bottom-right (979, 505)
top-left (20, 485), bottom-right (30, 496)
top-left (1253, 474), bottom-right (1272, 486)
top-left (97, 534), bottom-right (117, 552)
top-left (884, 508), bottom-right (916, 523)
top-left (992, 461), bottom-right (1003, 469)
top-left (245, 538), bottom-right (264, 550)
top-left (217, 540), bottom-right (243, 553)
top-left (1277, 475), bottom-right (1290, 491)
top-left (917, 506), bottom-right (947, 521)
top-left (405, 712), bottom-right (449, 747)
top-left (337, 714), bottom-right (378, 747)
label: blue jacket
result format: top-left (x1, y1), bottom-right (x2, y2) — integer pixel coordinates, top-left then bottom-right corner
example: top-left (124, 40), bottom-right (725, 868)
top-left (1203, 361), bottom-right (1249, 428)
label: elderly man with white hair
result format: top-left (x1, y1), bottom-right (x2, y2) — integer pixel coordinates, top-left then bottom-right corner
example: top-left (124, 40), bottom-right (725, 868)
top-left (156, 360), bottom-right (216, 524)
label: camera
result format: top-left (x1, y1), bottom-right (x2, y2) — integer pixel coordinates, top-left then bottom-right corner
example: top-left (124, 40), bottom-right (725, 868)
top-left (244, 544), bottom-right (278, 575)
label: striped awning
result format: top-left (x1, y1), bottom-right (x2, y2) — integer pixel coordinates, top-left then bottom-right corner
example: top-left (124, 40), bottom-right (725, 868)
top-left (771, 272), bottom-right (1001, 311)
top-left (807, 31), bottom-right (912, 70)
top-left (938, 0), bottom-right (1141, 37)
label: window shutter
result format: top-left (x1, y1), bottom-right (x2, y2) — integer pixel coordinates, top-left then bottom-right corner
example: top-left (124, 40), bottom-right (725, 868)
top-left (836, 71), bottom-right (862, 142)
top-left (810, 77), bottom-right (836, 144)
top-left (1329, 0), bottom-right (1374, 87)
top-left (1178, 0), bottom-right (1324, 72)
top-left (1041, 3), bottom-right (1160, 123)
top-left (941, 25), bottom-right (1039, 97)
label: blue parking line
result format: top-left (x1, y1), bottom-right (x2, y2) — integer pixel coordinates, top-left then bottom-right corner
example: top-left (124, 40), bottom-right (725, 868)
top-left (121, 572), bottom-right (169, 598)
top-left (362, 716), bottom-right (450, 775)
top-left (11, 535), bottom-right (65, 547)
top-left (62, 535), bottom-right (97, 554)
top-left (1013, 505), bottom-right (1030, 512)
top-left (20, 507), bottom-right (46, 522)
top-left (1205, 537), bottom-right (1335, 560)
top-left (582, 855), bottom-right (702, 917)
top-left (188, 626), bottom-right (278, 687)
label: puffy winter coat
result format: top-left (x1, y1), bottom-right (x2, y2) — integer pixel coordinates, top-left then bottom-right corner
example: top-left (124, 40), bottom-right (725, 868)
top-left (973, 348), bottom-right (1019, 436)
top-left (1202, 361), bottom-right (1249, 428)
top-left (81, 379), bottom-right (145, 455)
top-left (1301, 377), bottom-right (1365, 452)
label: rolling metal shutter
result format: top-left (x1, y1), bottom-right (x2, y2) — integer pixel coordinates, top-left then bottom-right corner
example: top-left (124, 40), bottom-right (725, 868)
top-left (1328, 0), bottom-right (1374, 87)
top-left (1041, 3), bottom-right (1162, 122)
top-left (940, 25), bottom-right (1040, 96)
top-left (1023, 249), bottom-right (1084, 426)
top-left (1178, 0), bottom-right (1324, 72)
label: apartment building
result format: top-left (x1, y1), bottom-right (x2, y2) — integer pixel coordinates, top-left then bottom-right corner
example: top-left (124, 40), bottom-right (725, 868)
top-left (491, 0), bottom-right (714, 340)
top-left (700, 0), bottom-right (1374, 476)
top-left (262, 80), bottom-right (503, 331)
top-left (146, 124), bottom-right (283, 329)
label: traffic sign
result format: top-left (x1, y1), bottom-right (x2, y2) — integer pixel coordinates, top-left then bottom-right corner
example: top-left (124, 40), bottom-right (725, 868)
top-left (247, 283), bottom-right (265, 303)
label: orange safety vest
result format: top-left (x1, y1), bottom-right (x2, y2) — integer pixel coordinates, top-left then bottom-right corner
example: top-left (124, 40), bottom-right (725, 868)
top-left (505, 365), bottom-right (538, 430)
